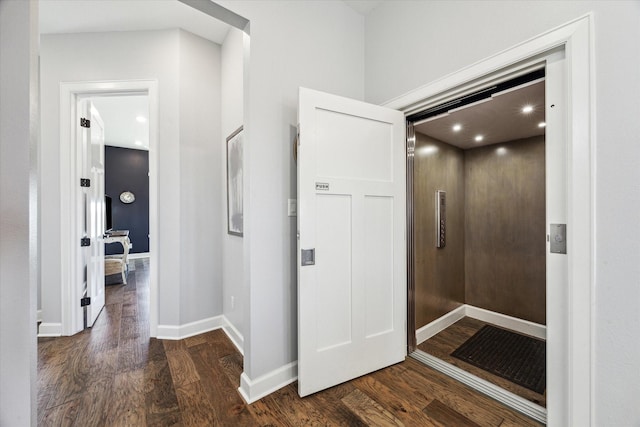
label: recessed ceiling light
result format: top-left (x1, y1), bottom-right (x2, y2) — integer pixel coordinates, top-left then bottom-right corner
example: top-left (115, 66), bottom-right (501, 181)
top-left (136, 116), bottom-right (147, 123)
top-left (522, 105), bottom-right (534, 114)
top-left (538, 122), bottom-right (546, 128)
top-left (452, 123), bottom-right (462, 132)
top-left (474, 135), bottom-right (484, 142)
top-left (134, 140), bottom-right (143, 146)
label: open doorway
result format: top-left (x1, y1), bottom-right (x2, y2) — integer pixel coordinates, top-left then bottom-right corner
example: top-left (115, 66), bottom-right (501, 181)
top-left (405, 51), bottom-right (566, 424)
top-left (91, 94), bottom-right (150, 321)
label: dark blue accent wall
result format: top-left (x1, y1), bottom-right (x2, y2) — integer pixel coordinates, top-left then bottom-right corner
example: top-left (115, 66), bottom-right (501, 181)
top-left (105, 146), bottom-right (149, 255)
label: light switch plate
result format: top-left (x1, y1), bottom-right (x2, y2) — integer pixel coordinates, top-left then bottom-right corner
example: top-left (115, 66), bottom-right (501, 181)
top-left (288, 199), bottom-right (297, 217)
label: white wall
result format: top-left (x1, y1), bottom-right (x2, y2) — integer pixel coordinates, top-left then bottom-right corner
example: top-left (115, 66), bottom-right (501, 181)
top-left (365, 1), bottom-right (640, 425)
top-left (0, 0), bottom-right (38, 424)
top-left (178, 30), bottom-right (223, 324)
top-left (221, 27), bottom-right (245, 343)
top-left (217, 0), bottom-right (365, 396)
top-left (40, 29), bottom-right (223, 331)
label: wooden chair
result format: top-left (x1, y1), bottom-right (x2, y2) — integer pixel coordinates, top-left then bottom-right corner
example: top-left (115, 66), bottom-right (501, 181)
top-left (104, 236), bottom-right (130, 284)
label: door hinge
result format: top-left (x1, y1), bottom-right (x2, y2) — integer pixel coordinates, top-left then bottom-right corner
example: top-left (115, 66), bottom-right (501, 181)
top-left (80, 297), bottom-right (91, 307)
top-left (80, 117), bottom-right (91, 128)
top-left (80, 237), bottom-right (91, 247)
top-left (80, 178), bottom-right (91, 187)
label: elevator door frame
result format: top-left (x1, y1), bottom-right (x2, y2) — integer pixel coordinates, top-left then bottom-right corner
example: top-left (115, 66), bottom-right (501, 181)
top-left (385, 15), bottom-right (594, 427)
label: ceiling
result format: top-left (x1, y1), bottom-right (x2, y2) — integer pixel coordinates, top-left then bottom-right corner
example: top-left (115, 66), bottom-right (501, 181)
top-left (413, 80), bottom-right (545, 150)
top-left (91, 96), bottom-right (149, 150)
top-left (39, 0), bottom-right (231, 44)
top-left (343, 0), bottom-right (384, 15)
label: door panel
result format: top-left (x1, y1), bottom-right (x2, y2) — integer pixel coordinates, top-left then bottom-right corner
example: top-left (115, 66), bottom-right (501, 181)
top-left (298, 87), bottom-right (406, 397)
top-left (77, 99), bottom-right (106, 328)
top-left (88, 103), bottom-right (106, 327)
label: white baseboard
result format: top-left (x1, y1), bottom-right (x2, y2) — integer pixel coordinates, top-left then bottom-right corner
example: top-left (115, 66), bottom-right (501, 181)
top-left (38, 322), bottom-right (62, 337)
top-left (465, 305), bottom-right (546, 340)
top-left (221, 316), bottom-right (244, 356)
top-left (128, 252), bottom-right (150, 260)
top-left (157, 315), bottom-right (225, 340)
top-left (415, 304), bottom-right (546, 344)
top-left (416, 305), bottom-right (466, 345)
top-left (238, 361), bottom-right (298, 404)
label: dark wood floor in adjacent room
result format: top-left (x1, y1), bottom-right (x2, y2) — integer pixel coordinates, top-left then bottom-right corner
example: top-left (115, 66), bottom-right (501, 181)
top-left (38, 258), bottom-right (541, 426)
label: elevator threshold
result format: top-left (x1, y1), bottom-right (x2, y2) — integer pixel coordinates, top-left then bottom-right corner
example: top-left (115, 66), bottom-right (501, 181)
top-left (414, 316), bottom-right (546, 424)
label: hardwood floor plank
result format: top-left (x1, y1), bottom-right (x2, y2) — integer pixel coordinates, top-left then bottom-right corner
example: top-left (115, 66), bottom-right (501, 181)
top-left (39, 399), bottom-right (80, 427)
top-left (353, 375), bottom-right (440, 426)
top-left (190, 345), bottom-right (256, 426)
top-left (369, 363), bottom-right (434, 410)
top-left (269, 383), bottom-right (335, 426)
top-left (218, 352), bottom-right (244, 387)
top-left (144, 358), bottom-right (183, 426)
top-left (105, 369), bottom-right (147, 426)
top-left (184, 334), bottom-right (207, 348)
top-left (122, 302), bottom-right (138, 318)
top-left (423, 399), bottom-right (482, 427)
top-left (117, 336), bottom-right (149, 373)
top-left (162, 339), bottom-right (187, 352)
top-left (341, 388), bottom-right (405, 426)
top-left (303, 382), bottom-right (369, 427)
top-left (165, 348), bottom-right (200, 388)
top-left (174, 380), bottom-right (217, 426)
top-left (73, 374), bottom-right (115, 426)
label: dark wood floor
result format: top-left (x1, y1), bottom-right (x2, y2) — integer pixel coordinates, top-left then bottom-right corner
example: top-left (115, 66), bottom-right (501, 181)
top-left (38, 258), bottom-right (541, 426)
top-left (417, 317), bottom-right (547, 407)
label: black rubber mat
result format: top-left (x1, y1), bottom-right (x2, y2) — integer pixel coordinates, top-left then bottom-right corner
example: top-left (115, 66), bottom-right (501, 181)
top-left (451, 325), bottom-right (546, 394)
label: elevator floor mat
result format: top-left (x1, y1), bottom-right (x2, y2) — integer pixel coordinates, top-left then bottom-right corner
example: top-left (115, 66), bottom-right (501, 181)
top-left (451, 325), bottom-right (546, 394)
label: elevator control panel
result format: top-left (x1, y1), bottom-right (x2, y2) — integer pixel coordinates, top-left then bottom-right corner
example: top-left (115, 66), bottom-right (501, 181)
top-left (436, 190), bottom-right (446, 248)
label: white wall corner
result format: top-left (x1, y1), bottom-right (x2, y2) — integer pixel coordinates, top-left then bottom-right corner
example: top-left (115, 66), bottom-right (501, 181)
top-left (156, 315), bottom-right (225, 340)
top-left (37, 322), bottom-right (63, 337)
top-left (37, 309), bottom-right (42, 323)
top-left (238, 361), bottom-right (298, 404)
top-left (221, 315), bottom-right (244, 355)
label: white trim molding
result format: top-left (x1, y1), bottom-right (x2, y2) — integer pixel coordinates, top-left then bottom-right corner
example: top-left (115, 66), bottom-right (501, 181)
top-left (239, 361), bottom-right (298, 404)
top-left (416, 305), bottom-right (466, 345)
top-left (465, 306), bottom-right (546, 341)
top-left (38, 322), bottom-right (63, 337)
top-left (389, 14), bottom-right (594, 427)
top-left (416, 305), bottom-right (546, 345)
top-left (156, 315), bottom-right (225, 340)
top-left (59, 80), bottom-right (159, 338)
top-left (128, 252), bottom-right (150, 260)
top-left (222, 316), bottom-right (244, 356)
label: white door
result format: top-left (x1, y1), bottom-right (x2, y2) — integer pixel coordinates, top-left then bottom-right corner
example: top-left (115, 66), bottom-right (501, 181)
top-left (77, 99), bottom-right (106, 328)
top-left (297, 88), bottom-right (406, 397)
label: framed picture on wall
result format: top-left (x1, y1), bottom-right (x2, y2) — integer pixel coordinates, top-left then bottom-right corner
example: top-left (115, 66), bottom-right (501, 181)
top-left (226, 126), bottom-right (244, 236)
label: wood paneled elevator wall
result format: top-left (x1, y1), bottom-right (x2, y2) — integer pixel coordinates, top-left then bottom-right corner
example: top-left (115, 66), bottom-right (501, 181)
top-left (414, 132), bottom-right (546, 328)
